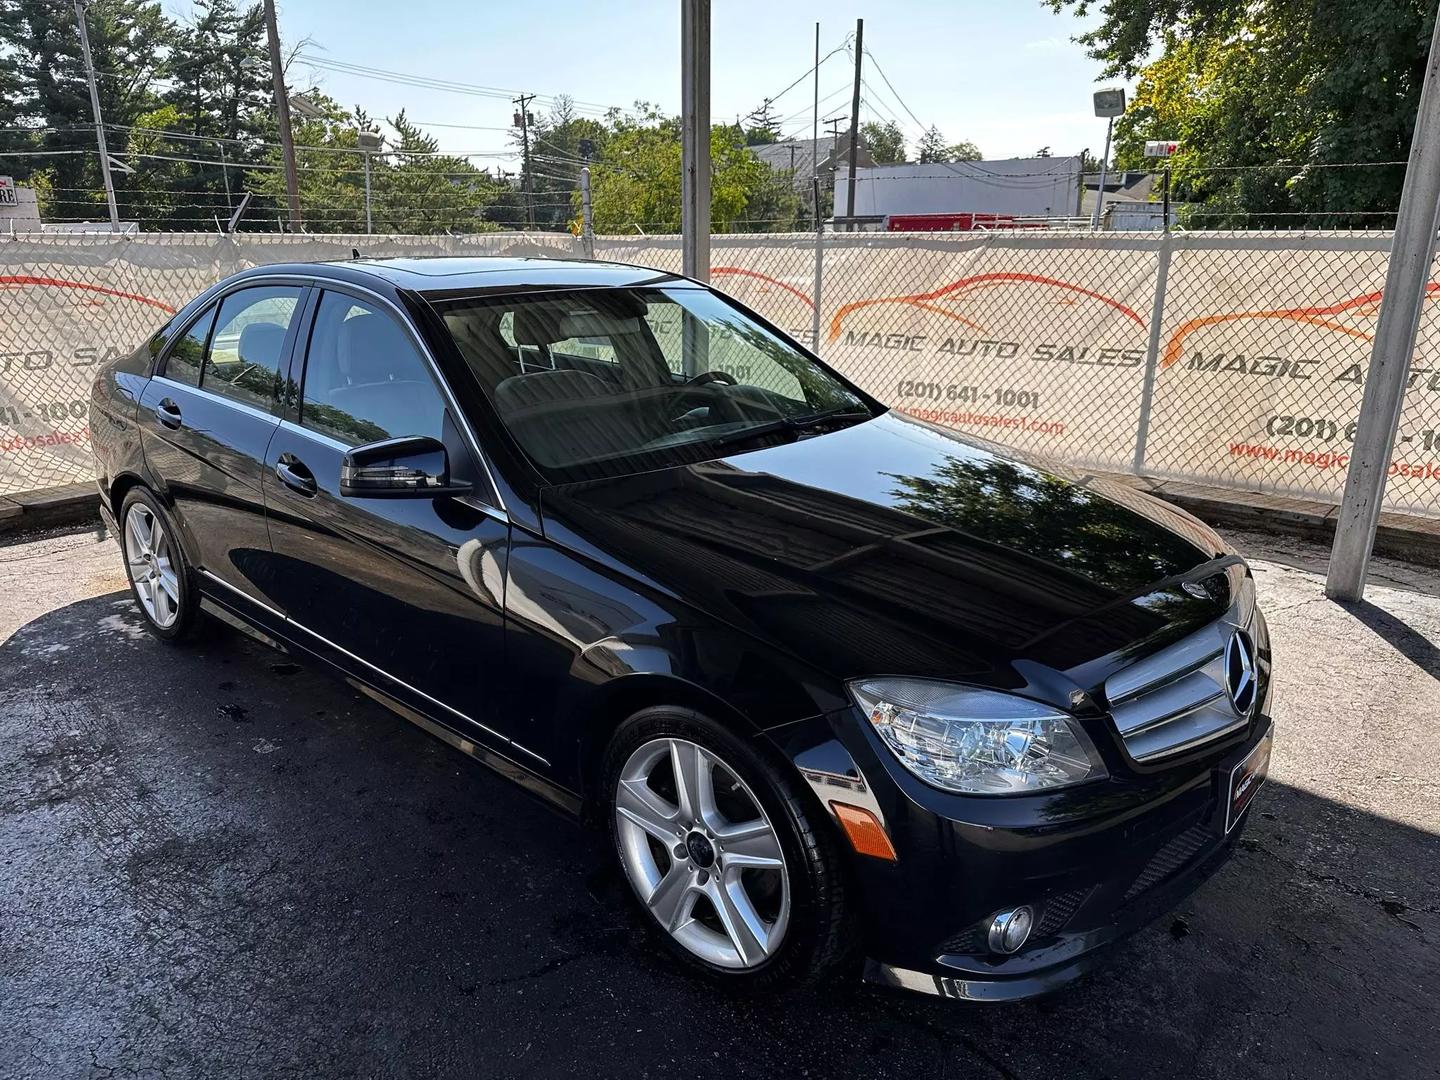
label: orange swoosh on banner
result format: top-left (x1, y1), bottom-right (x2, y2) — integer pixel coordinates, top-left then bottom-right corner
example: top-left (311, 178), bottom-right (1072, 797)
top-left (899, 299), bottom-right (987, 332)
top-left (712, 267), bottom-right (815, 310)
top-left (827, 272), bottom-right (1146, 343)
top-left (1159, 283), bottom-right (1440, 369)
top-left (0, 275), bottom-right (176, 313)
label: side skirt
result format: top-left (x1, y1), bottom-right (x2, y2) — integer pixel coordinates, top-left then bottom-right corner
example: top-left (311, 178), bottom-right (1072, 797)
top-left (197, 587), bottom-right (583, 819)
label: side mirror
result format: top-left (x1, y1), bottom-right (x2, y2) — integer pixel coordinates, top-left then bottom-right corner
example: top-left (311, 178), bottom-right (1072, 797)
top-left (339, 435), bottom-right (473, 499)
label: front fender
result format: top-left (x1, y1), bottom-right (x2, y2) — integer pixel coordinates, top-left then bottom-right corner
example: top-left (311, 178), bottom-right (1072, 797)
top-left (502, 526), bottom-right (847, 793)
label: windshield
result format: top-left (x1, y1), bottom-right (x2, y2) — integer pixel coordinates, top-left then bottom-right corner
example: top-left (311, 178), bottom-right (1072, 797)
top-left (429, 286), bottom-right (876, 483)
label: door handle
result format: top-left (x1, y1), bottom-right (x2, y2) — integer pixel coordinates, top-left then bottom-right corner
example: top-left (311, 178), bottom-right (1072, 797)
top-left (275, 455), bottom-right (318, 497)
top-left (153, 397), bottom-right (182, 429)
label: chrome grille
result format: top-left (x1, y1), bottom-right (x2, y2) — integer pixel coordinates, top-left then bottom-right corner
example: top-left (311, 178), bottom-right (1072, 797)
top-left (1105, 604), bottom-right (1254, 762)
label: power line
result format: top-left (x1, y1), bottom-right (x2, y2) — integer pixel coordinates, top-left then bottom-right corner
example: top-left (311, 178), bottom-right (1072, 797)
top-left (295, 53), bottom-right (617, 117)
top-left (861, 46), bottom-right (930, 134)
top-left (747, 37), bottom-right (852, 118)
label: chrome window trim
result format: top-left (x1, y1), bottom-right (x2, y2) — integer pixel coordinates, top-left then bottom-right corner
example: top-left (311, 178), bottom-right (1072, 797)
top-left (262, 272), bottom-right (507, 514)
top-left (152, 374), bottom-right (282, 427)
top-left (157, 277), bottom-right (310, 387)
top-left (277, 417), bottom-right (349, 454)
top-left (198, 567), bottom-right (547, 766)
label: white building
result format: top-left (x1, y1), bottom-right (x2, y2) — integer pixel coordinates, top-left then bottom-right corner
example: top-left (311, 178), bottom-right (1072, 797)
top-left (833, 157), bottom-right (1084, 220)
top-left (0, 178), bottom-right (43, 232)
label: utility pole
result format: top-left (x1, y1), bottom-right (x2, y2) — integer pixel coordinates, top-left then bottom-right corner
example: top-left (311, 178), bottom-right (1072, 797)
top-left (1327, 12), bottom-right (1440, 600)
top-left (73, 1), bottom-right (119, 230)
top-left (513, 93), bottom-right (535, 227)
top-left (844, 18), bottom-right (863, 231)
top-left (262, 0), bottom-right (302, 229)
top-left (680, 0), bottom-right (711, 282)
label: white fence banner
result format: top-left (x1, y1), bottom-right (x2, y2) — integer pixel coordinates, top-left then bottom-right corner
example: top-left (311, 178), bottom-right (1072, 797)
top-left (3, 229), bottom-right (1438, 518)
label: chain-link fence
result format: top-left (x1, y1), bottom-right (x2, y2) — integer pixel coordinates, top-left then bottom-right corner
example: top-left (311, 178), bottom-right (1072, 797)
top-left (0, 230), bottom-right (576, 497)
top-left (3, 227), bottom-right (1437, 517)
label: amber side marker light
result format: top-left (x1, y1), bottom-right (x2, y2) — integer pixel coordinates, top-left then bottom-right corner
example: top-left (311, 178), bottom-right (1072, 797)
top-left (830, 802), bottom-right (898, 861)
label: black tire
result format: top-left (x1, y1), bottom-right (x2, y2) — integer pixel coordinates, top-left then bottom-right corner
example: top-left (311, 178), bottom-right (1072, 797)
top-left (117, 487), bottom-right (204, 642)
top-left (603, 705), bottom-right (857, 991)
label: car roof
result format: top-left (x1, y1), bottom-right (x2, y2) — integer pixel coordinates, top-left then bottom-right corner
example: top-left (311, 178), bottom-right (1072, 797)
top-left (234, 255), bottom-right (689, 295)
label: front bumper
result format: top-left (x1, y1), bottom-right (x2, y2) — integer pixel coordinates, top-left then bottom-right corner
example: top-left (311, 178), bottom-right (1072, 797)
top-left (862, 789), bottom-right (1251, 1000)
top-left (844, 713), bottom-right (1273, 1001)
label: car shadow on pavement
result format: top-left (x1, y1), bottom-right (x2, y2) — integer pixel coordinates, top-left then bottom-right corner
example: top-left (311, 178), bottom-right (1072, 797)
top-left (1, 591), bottom-right (1435, 1080)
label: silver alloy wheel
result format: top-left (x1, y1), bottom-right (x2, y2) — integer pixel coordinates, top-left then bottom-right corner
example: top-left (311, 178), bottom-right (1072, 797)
top-left (123, 503), bottom-right (181, 629)
top-left (614, 737), bottom-right (790, 970)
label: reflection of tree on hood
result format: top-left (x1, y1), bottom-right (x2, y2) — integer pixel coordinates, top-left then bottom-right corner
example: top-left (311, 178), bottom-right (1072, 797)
top-left (885, 456), bottom-right (1205, 590)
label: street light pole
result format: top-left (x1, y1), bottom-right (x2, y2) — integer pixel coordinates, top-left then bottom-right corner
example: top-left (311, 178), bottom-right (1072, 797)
top-left (1090, 88), bottom-right (1126, 231)
top-left (261, 0), bottom-right (302, 230)
top-left (73, 0), bottom-right (120, 230)
top-left (1091, 116), bottom-right (1114, 230)
top-left (579, 165), bottom-right (595, 258)
top-left (363, 151), bottom-right (372, 234)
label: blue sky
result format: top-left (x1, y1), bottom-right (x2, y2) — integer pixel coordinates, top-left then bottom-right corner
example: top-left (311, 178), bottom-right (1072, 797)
top-left (173, 1), bottom-right (1126, 165)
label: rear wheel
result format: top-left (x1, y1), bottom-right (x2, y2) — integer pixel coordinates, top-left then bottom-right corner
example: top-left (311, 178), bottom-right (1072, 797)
top-left (604, 707), bottom-right (855, 989)
top-left (119, 489), bottom-right (202, 641)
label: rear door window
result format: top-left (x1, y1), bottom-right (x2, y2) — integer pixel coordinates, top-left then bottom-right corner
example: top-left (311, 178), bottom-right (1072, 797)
top-left (162, 306), bottom-right (215, 388)
top-left (201, 286), bottom-right (303, 411)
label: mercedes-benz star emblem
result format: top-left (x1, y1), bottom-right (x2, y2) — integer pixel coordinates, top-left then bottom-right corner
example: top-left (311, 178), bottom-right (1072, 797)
top-left (1224, 629), bottom-right (1257, 718)
top-left (1181, 581), bottom-right (1209, 599)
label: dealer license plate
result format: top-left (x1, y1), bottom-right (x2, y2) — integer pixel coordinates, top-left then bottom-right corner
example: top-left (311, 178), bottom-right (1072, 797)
top-left (1226, 726), bottom-right (1272, 833)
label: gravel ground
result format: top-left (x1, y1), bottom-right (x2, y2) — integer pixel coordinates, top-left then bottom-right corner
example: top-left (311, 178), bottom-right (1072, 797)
top-left (1, 523), bottom-right (1436, 1080)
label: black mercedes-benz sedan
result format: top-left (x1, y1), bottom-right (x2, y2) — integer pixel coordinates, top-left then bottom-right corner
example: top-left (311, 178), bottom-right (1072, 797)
top-left (89, 257), bottom-right (1273, 1000)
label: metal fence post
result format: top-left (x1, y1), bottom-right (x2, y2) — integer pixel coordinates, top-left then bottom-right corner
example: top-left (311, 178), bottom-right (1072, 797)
top-left (811, 178), bottom-right (824, 352)
top-left (680, 0), bottom-right (711, 282)
top-left (1132, 231), bottom-right (1173, 474)
top-left (1327, 13), bottom-right (1440, 599)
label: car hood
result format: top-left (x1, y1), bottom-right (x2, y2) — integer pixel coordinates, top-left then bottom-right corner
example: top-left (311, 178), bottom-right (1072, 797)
top-left (538, 411), bottom-right (1236, 692)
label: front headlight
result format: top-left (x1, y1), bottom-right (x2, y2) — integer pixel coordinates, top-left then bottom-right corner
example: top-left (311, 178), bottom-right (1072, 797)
top-left (848, 677), bottom-right (1107, 795)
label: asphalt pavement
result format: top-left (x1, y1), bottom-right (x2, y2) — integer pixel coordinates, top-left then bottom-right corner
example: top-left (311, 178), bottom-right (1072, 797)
top-left (1, 523), bottom-right (1437, 1080)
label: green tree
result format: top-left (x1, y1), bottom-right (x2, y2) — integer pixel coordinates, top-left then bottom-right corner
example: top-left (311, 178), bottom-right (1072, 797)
top-left (585, 107), bottom-right (788, 232)
top-left (373, 111), bottom-right (499, 234)
top-left (916, 125), bottom-right (982, 163)
top-left (0, 0), bottom-right (172, 225)
top-left (1047, 0), bottom-right (1434, 226)
top-left (158, 0), bottom-right (271, 226)
top-left (860, 119), bottom-right (907, 164)
top-left (248, 98), bottom-right (498, 233)
top-left (511, 95), bottom-right (608, 230)
top-left (743, 99), bottom-right (782, 145)
top-left (248, 91), bottom-right (364, 231)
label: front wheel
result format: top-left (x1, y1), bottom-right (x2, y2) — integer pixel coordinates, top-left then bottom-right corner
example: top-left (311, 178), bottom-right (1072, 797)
top-left (604, 707), bottom-right (856, 989)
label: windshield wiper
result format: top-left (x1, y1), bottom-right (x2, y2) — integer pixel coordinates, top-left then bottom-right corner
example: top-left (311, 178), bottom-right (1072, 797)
top-left (709, 407), bottom-right (873, 450)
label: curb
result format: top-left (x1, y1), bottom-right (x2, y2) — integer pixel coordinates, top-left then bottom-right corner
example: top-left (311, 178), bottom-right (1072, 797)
top-left (0, 483), bottom-right (100, 536)
top-left (4, 475), bottom-right (1440, 570)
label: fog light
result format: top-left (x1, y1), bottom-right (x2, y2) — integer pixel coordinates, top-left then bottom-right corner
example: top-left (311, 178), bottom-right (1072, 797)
top-left (988, 906), bottom-right (1034, 954)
